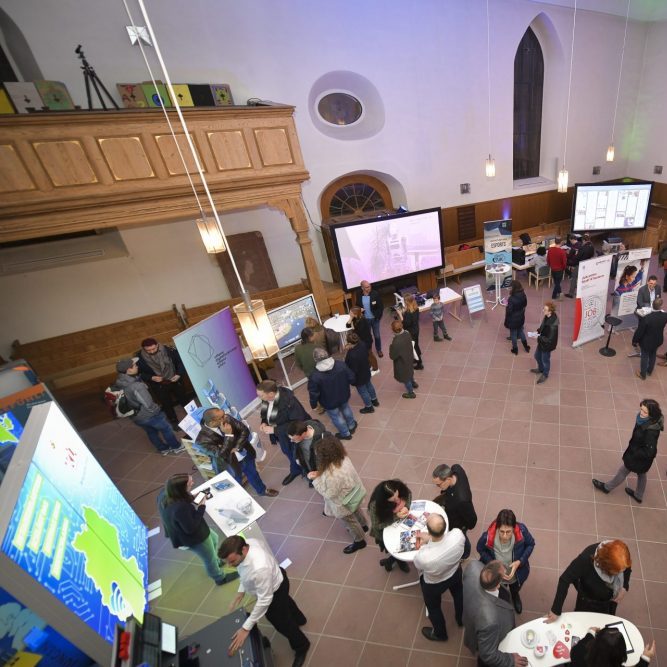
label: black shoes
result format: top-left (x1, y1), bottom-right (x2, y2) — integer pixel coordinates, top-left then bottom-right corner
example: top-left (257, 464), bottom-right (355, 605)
top-left (343, 540), bottom-right (366, 554)
top-left (282, 472), bottom-right (300, 486)
top-left (511, 347), bottom-right (518, 355)
top-left (522, 342), bottom-right (531, 352)
top-left (292, 642), bottom-right (310, 667)
top-left (443, 334), bottom-right (452, 341)
top-left (530, 368), bottom-right (542, 374)
top-left (592, 479), bottom-right (609, 494)
top-left (421, 627), bottom-right (447, 642)
top-left (414, 363), bottom-right (424, 370)
top-left (512, 590), bottom-right (523, 614)
top-left (215, 572), bottom-right (240, 585)
top-left (379, 557), bottom-right (394, 572)
top-left (402, 392), bottom-right (417, 399)
top-left (359, 406), bottom-right (375, 414)
top-left (371, 399), bottom-right (380, 407)
top-left (412, 382), bottom-right (419, 388)
top-left (335, 432), bottom-right (353, 440)
top-left (625, 487), bottom-right (642, 503)
top-left (350, 422), bottom-right (358, 434)
top-left (397, 560), bottom-right (410, 573)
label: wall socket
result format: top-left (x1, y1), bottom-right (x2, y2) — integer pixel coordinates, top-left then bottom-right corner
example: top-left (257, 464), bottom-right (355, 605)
top-left (460, 183), bottom-right (470, 194)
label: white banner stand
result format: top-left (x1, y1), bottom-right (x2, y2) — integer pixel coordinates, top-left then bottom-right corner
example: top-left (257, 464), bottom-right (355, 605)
top-left (463, 284), bottom-right (487, 325)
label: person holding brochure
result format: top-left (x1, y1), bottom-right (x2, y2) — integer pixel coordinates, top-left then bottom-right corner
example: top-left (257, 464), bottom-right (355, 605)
top-left (569, 626), bottom-right (656, 667)
top-left (307, 435), bottom-right (368, 554)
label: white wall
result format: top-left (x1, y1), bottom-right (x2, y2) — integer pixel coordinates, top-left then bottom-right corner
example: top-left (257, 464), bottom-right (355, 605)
top-left (1, 0), bottom-right (665, 354)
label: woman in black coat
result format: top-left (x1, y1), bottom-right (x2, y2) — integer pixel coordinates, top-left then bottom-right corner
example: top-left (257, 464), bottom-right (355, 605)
top-left (349, 306), bottom-right (378, 370)
top-left (569, 627), bottom-right (655, 667)
top-left (533, 301), bottom-right (559, 384)
top-left (399, 294), bottom-right (423, 370)
top-left (593, 398), bottom-right (663, 503)
top-left (344, 332), bottom-right (379, 413)
top-left (504, 280), bottom-right (530, 355)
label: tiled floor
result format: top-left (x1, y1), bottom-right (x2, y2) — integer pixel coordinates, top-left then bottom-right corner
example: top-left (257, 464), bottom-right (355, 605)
top-left (81, 270), bottom-right (667, 666)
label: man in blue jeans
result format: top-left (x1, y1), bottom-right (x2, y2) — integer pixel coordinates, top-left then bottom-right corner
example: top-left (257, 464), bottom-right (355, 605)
top-left (115, 358), bottom-right (185, 455)
top-left (307, 348), bottom-right (357, 440)
top-left (357, 280), bottom-right (385, 357)
top-left (531, 302), bottom-right (559, 385)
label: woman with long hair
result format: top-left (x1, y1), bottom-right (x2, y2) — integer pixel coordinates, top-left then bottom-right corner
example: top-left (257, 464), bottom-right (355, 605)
top-left (344, 331), bottom-right (379, 413)
top-left (614, 264), bottom-right (643, 295)
top-left (547, 539), bottom-right (632, 621)
top-left (399, 294), bottom-right (423, 370)
top-left (593, 398), bottom-right (663, 503)
top-left (349, 305), bottom-right (378, 370)
top-left (368, 479), bottom-right (412, 572)
top-left (157, 473), bottom-right (237, 585)
top-left (504, 280), bottom-right (530, 356)
top-left (569, 626), bottom-right (655, 666)
top-left (476, 508), bottom-right (535, 614)
top-left (307, 435), bottom-right (368, 554)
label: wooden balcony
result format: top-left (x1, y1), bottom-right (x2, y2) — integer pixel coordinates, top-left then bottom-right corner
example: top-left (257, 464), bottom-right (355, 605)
top-left (0, 104), bottom-right (310, 242)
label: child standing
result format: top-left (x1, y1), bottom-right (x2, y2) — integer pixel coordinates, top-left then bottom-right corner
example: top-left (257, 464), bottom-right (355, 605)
top-left (430, 293), bottom-right (452, 342)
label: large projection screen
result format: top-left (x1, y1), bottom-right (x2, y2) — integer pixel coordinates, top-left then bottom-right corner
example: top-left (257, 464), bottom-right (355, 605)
top-left (331, 208), bottom-right (444, 291)
top-left (572, 181), bottom-right (653, 233)
top-left (0, 402), bottom-right (149, 664)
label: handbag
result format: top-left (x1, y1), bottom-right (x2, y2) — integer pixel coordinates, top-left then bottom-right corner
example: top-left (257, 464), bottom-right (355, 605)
top-left (341, 484), bottom-right (366, 512)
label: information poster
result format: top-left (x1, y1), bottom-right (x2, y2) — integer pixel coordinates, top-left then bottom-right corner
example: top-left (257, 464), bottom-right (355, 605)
top-left (174, 307), bottom-right (258, 418)
top-left (611, 248), bottom-right (651, 317)
top-left (463, 284), bottom-right (486, 315)
top-left (572, 254), bottom-right (613, 347)
top-left (483, 219), bottom-right (512, 291)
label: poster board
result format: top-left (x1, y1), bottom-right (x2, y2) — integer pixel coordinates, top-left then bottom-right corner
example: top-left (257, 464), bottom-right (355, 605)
top-left (483, 219), bottom-right (512, 291)
top-left (572, 254), bottom-right (614, 347)
top-left (463, 284), bottom-right (486, 319)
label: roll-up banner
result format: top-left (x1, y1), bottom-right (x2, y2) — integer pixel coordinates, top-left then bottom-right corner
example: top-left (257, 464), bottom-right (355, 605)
top-left (174, 307), bottom-right (258, 418)
top-left (483, 219), bottom-right (512, 291)
top-left (572, 254), bottom-right (614, 348)
top-left (611, 248), bottom-right (652, 320)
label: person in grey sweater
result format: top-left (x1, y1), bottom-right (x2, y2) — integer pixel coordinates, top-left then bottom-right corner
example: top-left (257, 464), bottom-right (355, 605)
top-left (114, 358), bottom-right (184, 455)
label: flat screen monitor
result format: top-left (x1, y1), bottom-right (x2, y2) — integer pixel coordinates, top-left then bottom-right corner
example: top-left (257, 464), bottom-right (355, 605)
top-left (330, 207), bottom-right (444, 291)
top-left (267, 294), bottom-right (320, 351)
top-left (0, 402), bottom-right (149, 664)
top-left (572, 181), bottom-right (653, 233)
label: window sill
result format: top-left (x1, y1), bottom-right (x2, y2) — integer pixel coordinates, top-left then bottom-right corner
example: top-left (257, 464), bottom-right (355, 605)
top-left (513, 177), bottom-right (555, 190)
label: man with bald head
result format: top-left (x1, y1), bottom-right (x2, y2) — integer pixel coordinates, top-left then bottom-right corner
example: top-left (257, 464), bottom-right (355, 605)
top-left (413, 514), bottom-right (465, 642)
top-left (355, 280), bottom-right (384, 356)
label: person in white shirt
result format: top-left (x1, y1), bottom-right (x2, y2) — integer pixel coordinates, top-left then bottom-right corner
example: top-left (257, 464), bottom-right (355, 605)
top-left (220, 536), bottom-right (310, 667)
top-left (414, 514), bottom-right (465, 642)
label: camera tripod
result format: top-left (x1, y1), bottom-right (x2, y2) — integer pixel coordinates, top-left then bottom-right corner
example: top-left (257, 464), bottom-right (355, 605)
top-left (75, 45), bottom-right (118, 110)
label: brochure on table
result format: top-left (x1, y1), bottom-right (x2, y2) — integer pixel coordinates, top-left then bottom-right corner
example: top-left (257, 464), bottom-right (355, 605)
top-left (192, 470), bottom-right (266, 536)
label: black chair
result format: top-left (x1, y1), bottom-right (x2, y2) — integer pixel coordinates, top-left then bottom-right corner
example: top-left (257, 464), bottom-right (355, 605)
top-left (600, 315), bottom-right (623, 357)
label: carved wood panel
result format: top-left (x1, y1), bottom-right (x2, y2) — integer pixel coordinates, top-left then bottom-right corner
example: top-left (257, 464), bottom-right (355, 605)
top-left (206, 129), bottom-right (252, 171)
top-left (32, 140), bottom-right (98, 186)
top-left (154, 133), bottom-right (202, 175)
top-left (97, 136), bottom-right (155, 181)
top-left (0, 144), bottom-right (36, 192)
top-left (254, 127), bottom-right (294, 166)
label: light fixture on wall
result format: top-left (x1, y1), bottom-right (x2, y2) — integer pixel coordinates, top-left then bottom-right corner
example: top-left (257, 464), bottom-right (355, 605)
top-left (484, 0), bottom-right (495, 178)
top-left (559, 0), bottom-right (578, 193)
top-left (123, 0), bottom-right (279, 360)
top-left (607, 0), bottom-right (631, 163)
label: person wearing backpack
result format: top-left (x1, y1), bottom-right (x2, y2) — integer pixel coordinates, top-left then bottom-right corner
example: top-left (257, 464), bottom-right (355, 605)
top-left (593, 398), bottom-right (663, 504)
top-left (115, 358), bottom-right (185, 455)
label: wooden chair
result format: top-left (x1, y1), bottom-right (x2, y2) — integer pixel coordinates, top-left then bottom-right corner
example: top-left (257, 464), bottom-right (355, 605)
top-left (528, 265), bottom-right (552, 289)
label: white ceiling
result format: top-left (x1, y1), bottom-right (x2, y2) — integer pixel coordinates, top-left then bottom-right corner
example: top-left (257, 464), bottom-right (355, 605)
top-left (529, 0), bottom-right (667, 22)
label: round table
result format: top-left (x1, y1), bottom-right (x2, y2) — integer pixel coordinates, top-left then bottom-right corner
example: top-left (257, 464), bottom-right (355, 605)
top-left (485, 262), bottom-right (511, 309)
top-left (382, 499), bottom-right (448, 563)
top-left (499, 611), bottom-right (644, 665)
top-left (323, 314), bottom-right (352, 349)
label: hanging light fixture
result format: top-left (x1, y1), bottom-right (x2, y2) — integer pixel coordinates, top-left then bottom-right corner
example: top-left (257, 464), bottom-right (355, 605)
top-left (559, 0), bottom-right (578, 193)
top-left (196, 215), bottom-right (225, 254)
top-left (607, 0), bottom-right (630, 163)
top-left (124, 0), bottom-right (279, 360)
top-left (484, 0), bottom-right (495, 178)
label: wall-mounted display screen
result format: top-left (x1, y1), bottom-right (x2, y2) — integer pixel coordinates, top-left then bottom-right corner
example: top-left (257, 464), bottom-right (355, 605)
top-left (572, 181), bottom-right (653, 233)
top-left (0, 403), bottom-right (148, 646)
top-left (330, 208), bottom-right (444, 291)
top-left (267, 294), bottom-right (320, 351)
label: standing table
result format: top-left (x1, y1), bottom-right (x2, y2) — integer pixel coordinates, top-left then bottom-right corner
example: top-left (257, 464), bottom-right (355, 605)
top-left (485, 263), bottom-right (510, 309)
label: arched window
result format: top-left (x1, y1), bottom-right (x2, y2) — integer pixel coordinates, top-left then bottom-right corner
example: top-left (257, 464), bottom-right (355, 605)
top-left (320, 174), bottom-right (393, 220)
top-left (514, 27), bottom-right (544, 180)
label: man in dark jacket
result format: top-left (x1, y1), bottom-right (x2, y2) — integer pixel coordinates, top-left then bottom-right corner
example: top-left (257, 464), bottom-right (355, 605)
top-left (115, 358), bottom-right (185, 455)
top-left (355, 280), bottom-right (384, 356)
top-left (195, 409), bottom-right (278, 497)
top-left (565, 234), bottom-right (593, 298)
top-left (257, 380), bottom-right (311, 486)
top-left (389, 319), bottom-right (418, 399)
top-left (308, 348), bottom-right (357, 440)
top-left (136, 337), bottom-right (189, 425)
top-left (432, 463), bottom-right (477, 558)
top-left (532, 302), bottom-right (559, 384)
top-left (287, 419), bottom-right (329, 475)
top-left (632, 298), bottom-right (667, 379)
top-left (636, 274), bottom-right (662, 309)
